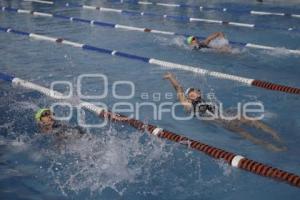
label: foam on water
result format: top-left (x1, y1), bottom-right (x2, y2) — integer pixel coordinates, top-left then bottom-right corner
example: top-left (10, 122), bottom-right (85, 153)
top-left (216, 159), bottom-right (232, 176)
top-left (154, 36), bottom-right (190, 50)
top-left (209, 37), bottom-right (230, 49)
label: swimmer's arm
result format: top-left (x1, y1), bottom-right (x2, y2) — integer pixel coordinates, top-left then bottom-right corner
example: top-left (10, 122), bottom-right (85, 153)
top-left (203, 32), bottom-right (225, 46)
top-left (163, 72), bottom-right (192, 111)
top-left (101, 111), bottom-right (129, 121)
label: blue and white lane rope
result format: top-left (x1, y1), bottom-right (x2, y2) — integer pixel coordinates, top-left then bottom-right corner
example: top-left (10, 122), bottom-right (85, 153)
top-left (112, 0), bottom-right (300, 19)
top-left (22, 0), bottom-right (300, 33)
top-left (3, 6), bottom-right (300, 54)
top-left (0, 26), bottom-right (299, 95)
top-left (1, 71), bottom-right (300, 188)
top-left (0, 72), bottom-right (104, 113)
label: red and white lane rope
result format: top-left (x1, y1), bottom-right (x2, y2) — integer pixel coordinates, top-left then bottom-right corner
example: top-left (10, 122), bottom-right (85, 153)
top-left (0, 71), bottom-right (299, 188)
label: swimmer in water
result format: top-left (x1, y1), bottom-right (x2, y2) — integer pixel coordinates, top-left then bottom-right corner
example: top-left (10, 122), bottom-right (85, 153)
top-left (164, 72), bottom-right (286, 152)
top-left (35, 108), bottom-right (128, 138)
top-left (187, 32), bottom-right (231, 52)
top-left (35, 108), bottom-right (85, 139)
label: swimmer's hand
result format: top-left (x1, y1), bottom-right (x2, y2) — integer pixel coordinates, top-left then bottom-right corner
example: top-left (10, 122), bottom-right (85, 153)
top-left (103, 111), bottom-right (128, 121)
top-left (163, 72), bottom-right (174, 80)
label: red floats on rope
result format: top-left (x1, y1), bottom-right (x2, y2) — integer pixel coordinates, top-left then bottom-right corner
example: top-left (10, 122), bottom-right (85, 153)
top-left (99, 110), bottom-right (300, 188)
top-left (252, 80), bottom-right (300, 94)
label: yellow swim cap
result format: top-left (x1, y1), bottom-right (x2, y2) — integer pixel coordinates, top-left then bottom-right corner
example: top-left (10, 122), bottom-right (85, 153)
top-left (35, 108), bottom-right (50, 122)
top-left (187, 36), bottom-right (195, 45)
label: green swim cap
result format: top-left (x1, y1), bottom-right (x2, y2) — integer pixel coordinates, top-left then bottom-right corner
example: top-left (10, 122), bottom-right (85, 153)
top-left (35, 108), bottom-right (50, 122)
top-left (187, 36), bottom-right (195, 45)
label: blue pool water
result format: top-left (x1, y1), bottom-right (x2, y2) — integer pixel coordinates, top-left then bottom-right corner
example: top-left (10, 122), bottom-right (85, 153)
top-left (0, 0), bottom-right (300, 199)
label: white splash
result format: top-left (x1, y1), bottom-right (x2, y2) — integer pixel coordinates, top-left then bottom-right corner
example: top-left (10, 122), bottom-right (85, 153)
top-left (154, 36), bottom-right (190, 49)
top-left (37, 128), bottom-right (171, 196)
top-left (208, 37), bottom-right (230, 49)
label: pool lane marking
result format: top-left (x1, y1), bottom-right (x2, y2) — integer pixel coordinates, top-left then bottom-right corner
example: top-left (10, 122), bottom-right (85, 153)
top-left (0, 25), bottom-right (299, 95)
top-left (21, 0), bottom-right (300, 33)
top-left (2, 6), bottom-right (300, 55)
top-left (0, 71), bottom-right (300, 188)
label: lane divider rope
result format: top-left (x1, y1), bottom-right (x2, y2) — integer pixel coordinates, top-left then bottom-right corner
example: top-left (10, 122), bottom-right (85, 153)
top-left (2, 6), bottom-right (300, 55)
top-left (21, 0), bottom-right (300, 33)
top-left (0, 25), bottom-right (299, 95)
top-left (111, 0), bottom-right (300, 19)
top-left (0, 71), bottom-right (300, 188)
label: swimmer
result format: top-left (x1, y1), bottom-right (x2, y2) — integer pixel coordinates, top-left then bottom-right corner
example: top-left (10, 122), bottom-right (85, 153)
top-left (164, 72), bottom-right (286, 152)
top-left (187, 32), bottom-right (231, 52)
top-left (35, 108), bottom-right (85, 139)
top-left (35, 108), bottom-right (128, 138)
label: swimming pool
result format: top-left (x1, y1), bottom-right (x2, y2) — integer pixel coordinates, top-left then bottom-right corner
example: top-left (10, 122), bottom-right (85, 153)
top-left (0, 0), bottom-right (300, 199)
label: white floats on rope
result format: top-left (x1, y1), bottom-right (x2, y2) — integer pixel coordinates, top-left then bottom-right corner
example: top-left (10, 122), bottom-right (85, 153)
top-left (10, 75), bottom-right (105, 114)
top-left (250, 11), bottom-right (285, 16)
top-left (148, 59), bottom-right (254, 85)
top-left (245, 43), bottom-right (300, 54)
top-left (156, 3), bottom-right (180, 7)
top-left (12, 78), bottom-right (65, 99)
top-left (231, 155), bottom-right (245, 168)
top-left (12, 77), bottom-right (104, 114)
top-left (228, 22), bottom-right (255, 28)
top-left (31, 11), bottom-right (53, 17)
top-left (29, 33), bottom-right (57, 42)
top-left (61, 40), bottom-right (84, 48)
top-left (115, 24), bottom-right (145, 32)
top-left (100, 7), bottom-right (122, 13)
top-left (2, 6), bottom-right (300, 56)
top-left (23, 0), bottom-right (53, 4)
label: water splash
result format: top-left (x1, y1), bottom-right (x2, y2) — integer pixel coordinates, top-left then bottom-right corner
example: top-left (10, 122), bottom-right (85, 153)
top-left (33, 127), bottom-right (171, 196)
top-left (209, 37), bottom-right (230, 49)
top-left (0, 93), bottom-right (237, 198)
top-left (154, 36), bottom-right (190, 49)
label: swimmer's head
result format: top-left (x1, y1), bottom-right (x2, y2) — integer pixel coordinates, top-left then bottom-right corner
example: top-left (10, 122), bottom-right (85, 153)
top-left (35, 108), bottom-right (54, 127)
top-left (187, 36), bottom-right (198, 46)
top-left (185, 88), bottom-right (201, 101)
